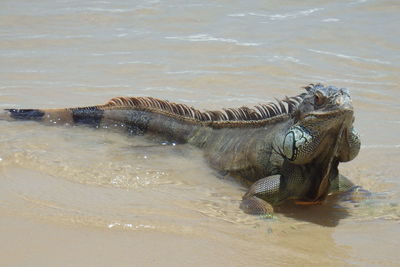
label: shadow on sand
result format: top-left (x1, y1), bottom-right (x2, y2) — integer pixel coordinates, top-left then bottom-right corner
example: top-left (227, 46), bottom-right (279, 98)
top-left (274, 196), bottom-right (353, 227)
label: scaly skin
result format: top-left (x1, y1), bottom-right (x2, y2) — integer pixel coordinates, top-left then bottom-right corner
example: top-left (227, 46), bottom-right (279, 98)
top-left (0, 84), bottom-right (363, 215)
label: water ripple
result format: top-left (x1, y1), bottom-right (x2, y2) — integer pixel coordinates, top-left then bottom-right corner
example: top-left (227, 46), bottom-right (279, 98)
top-left (166, 34), bottom-right (261, 47)
top-left (1, 33), bottom-right (95, 40)
top-left (165, 70), bottom-right (248, 75)
top-left (322, 18), bottom-right (340, 22)
top-left (229, 8), bottom-right (323, 20)
top-left (361, 145), bottom-right (400, 149)
top-left (269, 8), bottom-right (323, 20)
top-left (308, 49), bottom-right (391, 65)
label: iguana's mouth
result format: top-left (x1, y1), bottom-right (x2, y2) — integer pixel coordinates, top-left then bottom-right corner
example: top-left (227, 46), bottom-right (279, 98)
top-left (301, 109), bottom-right (354, 129)
top-left (306, 105), bottom-right (353, 117)
top-left (306, 92), bottom-right (354, 118)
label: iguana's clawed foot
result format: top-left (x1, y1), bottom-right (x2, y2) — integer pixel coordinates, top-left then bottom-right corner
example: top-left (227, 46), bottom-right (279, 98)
top-left (340, 186), bottom-right (371, 203)
top-left (240, 196), bottom-right (274, 215)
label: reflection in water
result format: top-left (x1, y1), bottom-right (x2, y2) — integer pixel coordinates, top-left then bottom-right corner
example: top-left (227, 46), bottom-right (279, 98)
top-left (0, 0), bottom-right (399, 266)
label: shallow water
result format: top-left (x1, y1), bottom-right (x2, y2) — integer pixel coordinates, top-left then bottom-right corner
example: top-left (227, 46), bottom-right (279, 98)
top-left (0, 0), bottom-right (399, 266)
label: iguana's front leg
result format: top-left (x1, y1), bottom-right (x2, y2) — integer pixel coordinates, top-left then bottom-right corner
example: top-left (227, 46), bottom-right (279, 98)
top-left (241, 159), bottom-right (318, 215)
top-left (240, 175), bottom-right (281, 215)
top-left (338, 127), bottom-right (361, 162)
top-left (330, 128), bottom-right (369, 201)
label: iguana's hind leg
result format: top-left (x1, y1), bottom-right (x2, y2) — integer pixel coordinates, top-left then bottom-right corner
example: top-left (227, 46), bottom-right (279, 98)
top-left (240, 175), bottom-right (281, 215)
top-left (329, 174), bottom-right (371, 202)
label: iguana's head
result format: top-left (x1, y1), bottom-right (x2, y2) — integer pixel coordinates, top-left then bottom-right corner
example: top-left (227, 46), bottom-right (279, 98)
top-left (279, 84), bottom-right (361, 201)
top-left (295, 83), bottom-right (353, 127)
top-left (282, 84), bottom-right (357, 165)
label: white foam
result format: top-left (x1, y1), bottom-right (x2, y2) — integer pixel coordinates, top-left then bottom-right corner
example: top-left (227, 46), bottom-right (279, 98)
top-left (90, 1), bottom-right (111, 4)
top-left (166, 34), bottom-right (261, 46)
top-left (117, 61), bottom-right (153, 65)
top-left (107, 222), bottom-right (155, 229)
top-left (308, 49), bottom-right (391, 65)
top-left (247, 12), bottom-right (268, 17)
top-left (14, 70), bottom-right (49, 73)
top-left (228, 13), bottom-right (246, 17)
top-left (63, 7), bottom-right (136, 13)
top-left (322, 18), bottom-right (340, 22)
top-left (219, 54), bottom-right (307, 65)
top-left (165, 70), bottom-right (246, 75)
top-left (91, 51), bottom-right (133, 56)
top-left (306, 76), bottom-right (396, 86)
top-left (270, 55), bottom-right (301, 63)
top-left (247, 8), bottom-right (323, 20)
top-left (350, 0), bottom-right (369, 4)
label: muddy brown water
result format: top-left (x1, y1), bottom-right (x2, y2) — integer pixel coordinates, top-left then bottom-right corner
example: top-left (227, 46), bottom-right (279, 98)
top-left (0, 0), bottom-right (399, 266)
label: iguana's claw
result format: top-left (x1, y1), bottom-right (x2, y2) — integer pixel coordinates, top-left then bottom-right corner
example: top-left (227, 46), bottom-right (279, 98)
top-left (340, 186), bottom-right (371, 203)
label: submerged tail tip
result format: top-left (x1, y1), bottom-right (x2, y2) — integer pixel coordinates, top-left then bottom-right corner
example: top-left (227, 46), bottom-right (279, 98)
top-left (3, 108), bottom-right (45, 120)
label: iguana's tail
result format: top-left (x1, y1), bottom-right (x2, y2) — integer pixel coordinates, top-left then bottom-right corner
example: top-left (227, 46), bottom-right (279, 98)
top-left (0, 98), bottom-right (200, 141)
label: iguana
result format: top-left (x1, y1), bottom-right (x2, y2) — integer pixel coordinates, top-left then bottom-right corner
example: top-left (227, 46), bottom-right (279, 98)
top-left (0, 84), bottom-right (364, 215)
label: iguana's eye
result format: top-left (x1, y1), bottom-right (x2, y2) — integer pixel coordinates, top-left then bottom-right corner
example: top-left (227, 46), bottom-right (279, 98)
top-left (314, 91), bottom-right (325, 106)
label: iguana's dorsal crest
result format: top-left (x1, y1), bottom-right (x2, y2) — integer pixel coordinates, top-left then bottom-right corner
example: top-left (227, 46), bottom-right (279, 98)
top-left (101, 95), bottom-right (304, 124)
